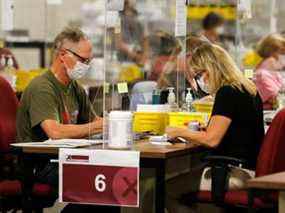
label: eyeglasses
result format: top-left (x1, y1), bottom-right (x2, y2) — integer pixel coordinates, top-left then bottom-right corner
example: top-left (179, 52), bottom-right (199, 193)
top-left (64, 48), bottom-right (91, 65)
top-left (194, 70), bottom-right (206, 80)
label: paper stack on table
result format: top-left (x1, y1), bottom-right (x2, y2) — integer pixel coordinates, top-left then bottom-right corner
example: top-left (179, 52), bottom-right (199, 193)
top-left (149, 135), bottom-right (172, 146)
top-left (11, 139), bottom-right (103, 148)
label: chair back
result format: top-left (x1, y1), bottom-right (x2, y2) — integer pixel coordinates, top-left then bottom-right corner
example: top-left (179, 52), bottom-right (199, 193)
top-left (0, 76), bottom-right (18, 152)
top-left (130, 81), bottom-right (157, 111)
top-left (256, 108), bottom-right (285, 177)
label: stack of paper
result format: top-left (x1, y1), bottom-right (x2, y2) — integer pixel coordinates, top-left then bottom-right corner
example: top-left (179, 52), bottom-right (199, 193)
top-left (11, 139), bottom-right (103, 148)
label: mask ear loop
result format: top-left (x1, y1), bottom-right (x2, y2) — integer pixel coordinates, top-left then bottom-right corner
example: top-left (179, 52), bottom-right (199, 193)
top-left (60, 50), bottom-right (73, 75)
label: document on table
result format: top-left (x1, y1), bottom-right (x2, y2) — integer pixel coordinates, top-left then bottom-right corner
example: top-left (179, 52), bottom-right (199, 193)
top-left (11, 139), bottom-right (104, 148)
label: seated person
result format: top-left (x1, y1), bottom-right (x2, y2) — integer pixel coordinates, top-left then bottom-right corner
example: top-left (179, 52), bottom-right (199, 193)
top-left (17, 27), bottom-right (102, 144)
top-left (0, 47), bottom-right (20, 89)
top-left (16, 27), bottom-right (120, 212)
top-left (255, 34), bottom-right (285, 109)
top-left (0, 47), bottom-right (19, 70)
top-left (148, 31), bottom-right (181, 81)
top-left (200, 12), bottom-right (225, 44)
top-left (157, 36), bottom-right (209, 103)
top-left (165, 43), bottom-right (264, 213)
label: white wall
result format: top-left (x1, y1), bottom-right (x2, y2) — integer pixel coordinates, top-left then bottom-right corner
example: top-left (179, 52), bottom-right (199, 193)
top-left (8, 0), bottom-right (90, 40)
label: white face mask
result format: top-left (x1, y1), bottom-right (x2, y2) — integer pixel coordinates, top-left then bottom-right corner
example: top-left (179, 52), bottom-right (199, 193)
top-left (279, 55), bottom-right (285, 66)
top-left (66, 61), bottom-right (90, 80)
top-left (197, 76), bottom-right (209, 93)
top-left (216, 26), bottom-right (224, 35)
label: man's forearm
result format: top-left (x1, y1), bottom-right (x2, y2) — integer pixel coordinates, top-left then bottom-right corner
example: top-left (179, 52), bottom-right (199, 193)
top-left (42, 121), bottom-right (102, 139)
top-left (55, 123), bottom-right (101, 139)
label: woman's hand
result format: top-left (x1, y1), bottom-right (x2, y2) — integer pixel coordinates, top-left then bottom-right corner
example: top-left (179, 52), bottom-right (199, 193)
top-left (165, 126), bottom-right (187, 140)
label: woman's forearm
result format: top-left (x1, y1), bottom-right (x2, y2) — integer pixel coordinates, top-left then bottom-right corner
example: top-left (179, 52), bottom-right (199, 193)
top-left (181, 130), bottom-right (217, 148)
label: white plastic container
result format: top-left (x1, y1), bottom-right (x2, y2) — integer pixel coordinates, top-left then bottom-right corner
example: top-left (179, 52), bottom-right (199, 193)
top-left (108, 111), bottom-right (133, 149)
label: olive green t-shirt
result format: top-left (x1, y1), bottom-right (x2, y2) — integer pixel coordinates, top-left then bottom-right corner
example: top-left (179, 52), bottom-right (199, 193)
top-left (16, 70), bottom-right (96, 142)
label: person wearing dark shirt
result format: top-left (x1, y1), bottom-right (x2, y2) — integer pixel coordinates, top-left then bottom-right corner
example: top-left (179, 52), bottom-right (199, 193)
top-left (200, 12), bottom-right (225, 43)
top-left (165, 43), bottom-right (264, 213)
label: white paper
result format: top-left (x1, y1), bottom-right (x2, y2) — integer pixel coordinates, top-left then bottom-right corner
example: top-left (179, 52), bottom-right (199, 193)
top-left (59, 149), bottom-right (140, 167)
top-left (1, 0), bottom-right (14, 31)
top-left (107, 0), bottom-right (125, 11)
top-left (11, 139), bottom-right (103, 148)
top-left (136, 104), bottom-right (171, 112)
top-left (106, 11), bottom-right (119, 27)
top-left (175, 0), bottom-right (187, 37)
top-left (47, 0), bottom-right (62, 5)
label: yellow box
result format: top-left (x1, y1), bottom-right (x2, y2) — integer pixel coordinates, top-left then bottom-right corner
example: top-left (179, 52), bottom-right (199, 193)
top-left (133, 112), bottom-right (169, 135)
top-left (192, 101), bottom-right (213, 114)
top-left (16, 69), bottom-right (44, 92)
top-left (168, 112), bottom-right (209, 127)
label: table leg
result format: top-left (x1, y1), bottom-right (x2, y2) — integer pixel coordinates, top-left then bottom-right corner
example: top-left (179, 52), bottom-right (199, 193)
top-left (155, 159), bottom-right (166, 213)
top-left (279, 191), bottom-right (285, 213)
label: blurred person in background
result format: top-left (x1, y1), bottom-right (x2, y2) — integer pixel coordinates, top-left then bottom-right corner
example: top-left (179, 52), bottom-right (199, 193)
top-left (115, 0), bottom-right (149, 66)
top-left (148, 31), bottom-right (181, 81)
top-left (0, 47), bottom-right (20, 89)
top-left (200, 12), bottom-right (225, 44)
top-left (255, 34), bottom-right (285, 109)
top-left (0, 47), bottom-right (19, 70)
top-left (157, 35), bottom-right (209, 103)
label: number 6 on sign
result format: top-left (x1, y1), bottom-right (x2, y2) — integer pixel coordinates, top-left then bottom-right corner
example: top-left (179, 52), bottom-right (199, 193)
top-left (59, 149), bottom-right (140, 207)
top-left (95, 174), bottom-right (106, 192)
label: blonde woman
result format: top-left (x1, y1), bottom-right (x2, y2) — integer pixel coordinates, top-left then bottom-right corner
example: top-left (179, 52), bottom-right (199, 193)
top-left (166, 44), bottom-right (264, 213)
top-left (255, 34), bottom-right (285, 109)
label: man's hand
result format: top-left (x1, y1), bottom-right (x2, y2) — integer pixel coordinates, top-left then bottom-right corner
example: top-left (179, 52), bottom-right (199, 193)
top-left (92, 116), bottom-right (103, 131)
top-left (89, 116), bottom-right (103, 135)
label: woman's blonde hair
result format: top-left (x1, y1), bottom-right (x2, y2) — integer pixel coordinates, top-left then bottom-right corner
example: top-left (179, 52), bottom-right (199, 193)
top-left (189, 43), bottom-right (257, 96)
top-left (256, 34), bottom-right (285, 58)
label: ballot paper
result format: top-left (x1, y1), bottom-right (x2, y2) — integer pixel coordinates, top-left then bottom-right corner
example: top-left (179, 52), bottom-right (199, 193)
top-left (149, 135), bottom-right (173, 146)
top-left (11, 139), bottom-right (103, 148)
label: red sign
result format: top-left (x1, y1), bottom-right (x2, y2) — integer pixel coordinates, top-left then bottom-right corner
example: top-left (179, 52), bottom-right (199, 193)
top-left (61, 164), bottom-right (139, 207)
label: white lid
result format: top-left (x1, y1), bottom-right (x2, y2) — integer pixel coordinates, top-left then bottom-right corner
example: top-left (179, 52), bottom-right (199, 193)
top-left (109, 111), bottom-right (133, 119)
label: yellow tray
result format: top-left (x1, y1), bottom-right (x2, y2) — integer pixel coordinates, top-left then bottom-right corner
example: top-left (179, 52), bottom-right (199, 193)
top-left (168, 112), bottom-right (209, 127)
top-left (192, 101), bottom-right (213, 114)
top-left (133, 112), bottom-right (169, 135)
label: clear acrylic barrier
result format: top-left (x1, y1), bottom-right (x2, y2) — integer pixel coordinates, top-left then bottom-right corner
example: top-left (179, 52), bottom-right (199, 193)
top-left (103, 0), bottom-right (188, 147)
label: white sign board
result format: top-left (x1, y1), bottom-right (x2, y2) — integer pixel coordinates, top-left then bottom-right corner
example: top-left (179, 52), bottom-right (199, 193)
top-left (1, 0), bottom-right (14, 31)
top-left (107, 0), bottom-right (125, 11)
top-left (106, 11), bottom-right (120, 28)
top-left (175, 0), bottom-right (187, 37)
top-left (59, 149), bottom-right (140, 207)
top-left (47, 0), bottom-right (63, 5)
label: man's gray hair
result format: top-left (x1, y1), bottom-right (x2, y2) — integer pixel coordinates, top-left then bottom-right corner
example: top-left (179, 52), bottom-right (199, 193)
top-left (52, 27), bottom-right (87, 58)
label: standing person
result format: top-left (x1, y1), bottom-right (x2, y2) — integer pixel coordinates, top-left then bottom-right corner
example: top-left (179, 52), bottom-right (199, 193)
top-left (165, 43), bottom-right (264, 213)
top-left (255, 34), bottom-right (285, 109)
top-left (16, 27), bottom-right (119, 212)
top-left (200, 12), bottom-right (225, 43)
top-left (115, 0), bottom-right (149, 65)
